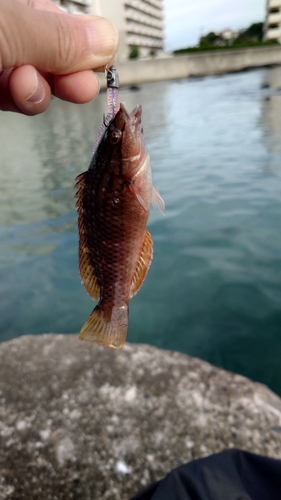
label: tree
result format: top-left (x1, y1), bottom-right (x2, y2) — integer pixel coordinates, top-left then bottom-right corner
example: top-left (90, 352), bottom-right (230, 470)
top-left (199, 32), bottom-right (225, 48)
top-left (235, 23), bottom-right (264, 44)
top-left (129, 45), bottom-right (139, 59)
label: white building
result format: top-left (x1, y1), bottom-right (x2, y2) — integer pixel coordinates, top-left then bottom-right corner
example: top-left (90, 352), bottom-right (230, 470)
top-left (264, 0), bottom-right (281, 42)
top-left (52, 0), bottom-right (165, 61)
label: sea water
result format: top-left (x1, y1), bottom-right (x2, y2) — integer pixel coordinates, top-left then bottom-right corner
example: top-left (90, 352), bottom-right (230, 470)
top-left (0, 67), bottom-right (281, 395)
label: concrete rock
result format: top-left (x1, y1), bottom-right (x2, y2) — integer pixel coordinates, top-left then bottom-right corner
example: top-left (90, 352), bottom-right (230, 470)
top-left (0, 334), bottom-right (281, 499)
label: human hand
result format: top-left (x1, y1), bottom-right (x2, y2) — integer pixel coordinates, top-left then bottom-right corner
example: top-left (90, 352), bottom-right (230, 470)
top-left (0, 0), bottom-right (119, 115)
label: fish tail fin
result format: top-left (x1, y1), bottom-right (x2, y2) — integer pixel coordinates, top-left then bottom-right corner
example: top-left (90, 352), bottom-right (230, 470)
top-left (78, 303), bottom-right (128, 350)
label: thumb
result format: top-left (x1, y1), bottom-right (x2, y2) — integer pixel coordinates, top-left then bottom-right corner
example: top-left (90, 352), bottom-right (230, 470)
top-left (0, 0), bottom-right (119, 74)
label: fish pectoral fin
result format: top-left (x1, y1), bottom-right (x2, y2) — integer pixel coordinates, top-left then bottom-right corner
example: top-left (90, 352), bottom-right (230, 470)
top-left (79, 245), bottom-right (100, 301)
top-left (126, 182), bottom-right (149, 213)
top-left (130, 230), bottom-right (153, 298)
top-left (151, 185), bottom-right (165, 214)
top-left (79, 304), bottom-right (128, 350)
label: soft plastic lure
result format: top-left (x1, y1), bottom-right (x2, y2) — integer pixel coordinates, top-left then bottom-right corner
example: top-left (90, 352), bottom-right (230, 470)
top-left (93, 66), bottom-right (120, 153)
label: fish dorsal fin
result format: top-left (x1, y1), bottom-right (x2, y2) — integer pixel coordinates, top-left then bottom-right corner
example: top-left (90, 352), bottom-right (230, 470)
top-left (75, 171), bottom-right (87, 190)
top-left (130, 230), bottom-right (153, 298)
top-left (74, 171), bottom-right (88, 203)
top-left (78, 242), bottom-right (100, 301)
top-left (151, 185), bottom-right (165, 214)
top-left (75, 171), bottom-right (100, 301)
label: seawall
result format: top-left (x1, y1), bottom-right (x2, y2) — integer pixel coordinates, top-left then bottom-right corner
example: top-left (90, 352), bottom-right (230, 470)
top-left (100, 46), bottom-right (281, 88)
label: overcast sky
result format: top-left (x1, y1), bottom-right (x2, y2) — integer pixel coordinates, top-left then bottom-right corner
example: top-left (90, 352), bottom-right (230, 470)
top-left (163, 0), bottom-right (267, 51)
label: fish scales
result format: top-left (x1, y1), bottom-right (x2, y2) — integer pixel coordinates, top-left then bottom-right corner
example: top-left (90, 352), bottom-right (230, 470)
top-left (76, 103), bottom-right (164, 350)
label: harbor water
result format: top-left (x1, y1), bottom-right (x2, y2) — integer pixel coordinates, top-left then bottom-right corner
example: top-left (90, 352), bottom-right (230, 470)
top-left (1, 67), bottom-right (281, 395)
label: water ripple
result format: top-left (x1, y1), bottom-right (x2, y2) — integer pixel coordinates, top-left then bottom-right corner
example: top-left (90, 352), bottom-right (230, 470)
top-left (1, 67), bottom-right (281, 394)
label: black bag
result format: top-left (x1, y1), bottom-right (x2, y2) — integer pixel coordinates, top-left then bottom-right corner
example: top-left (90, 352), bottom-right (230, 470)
top-left (130, 449), bottom-right (281, 500)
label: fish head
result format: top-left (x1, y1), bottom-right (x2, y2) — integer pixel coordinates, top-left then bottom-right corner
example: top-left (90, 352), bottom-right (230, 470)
top-left (95, 103), bottom-right (152, 213)
top-left (105, 103), bottom-right (147, 178)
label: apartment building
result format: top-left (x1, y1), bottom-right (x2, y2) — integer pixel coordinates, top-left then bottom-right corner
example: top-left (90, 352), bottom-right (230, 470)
top-left (264, 0), bottom-right (281, 42)
top-left (123, 0), bottom-right (164, 58)
top-left (52, 0), bottom-right (165, 60)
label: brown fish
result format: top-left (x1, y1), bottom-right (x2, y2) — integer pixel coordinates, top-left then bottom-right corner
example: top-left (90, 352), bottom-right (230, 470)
top-left (75, 103), bottom-right (164, 350)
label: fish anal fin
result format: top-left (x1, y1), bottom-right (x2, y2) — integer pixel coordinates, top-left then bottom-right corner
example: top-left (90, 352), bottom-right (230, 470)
top-left (79, 304), bottom-right (128, 350)
top-left (79, 244), bottom-right (100, 301)
top-left (151, 185), bottom-right (165, 214)
top-left (130, 230), bottom-right (153, 298)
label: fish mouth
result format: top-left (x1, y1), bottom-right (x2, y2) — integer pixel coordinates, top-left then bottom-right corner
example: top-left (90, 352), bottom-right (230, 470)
top-left (115, 104), bottom-right (143, 154)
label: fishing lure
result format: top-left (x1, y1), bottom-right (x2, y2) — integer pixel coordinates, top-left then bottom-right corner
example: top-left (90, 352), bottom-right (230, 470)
top-left (93, 66), bottom-right (120, 153)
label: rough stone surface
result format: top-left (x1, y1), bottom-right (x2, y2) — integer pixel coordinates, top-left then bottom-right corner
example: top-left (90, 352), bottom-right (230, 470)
top-left (0, 334), bottom-right (281, 500)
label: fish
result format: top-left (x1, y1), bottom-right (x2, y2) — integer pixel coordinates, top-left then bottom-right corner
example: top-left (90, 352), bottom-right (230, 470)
top-left (75, 103), bottom-right (164, 350)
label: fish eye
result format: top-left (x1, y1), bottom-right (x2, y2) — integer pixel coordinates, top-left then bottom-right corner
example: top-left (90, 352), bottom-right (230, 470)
top-left (109, 130), bottom-right (122, 145)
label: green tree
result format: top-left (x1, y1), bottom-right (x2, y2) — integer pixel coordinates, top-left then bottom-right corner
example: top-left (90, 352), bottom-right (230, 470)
top-left (129, 45), bottom-right (139, 59)
top-left (235, 23), bottom-right (264, 44)
top-left (199, 32), bottom-right (224, 48)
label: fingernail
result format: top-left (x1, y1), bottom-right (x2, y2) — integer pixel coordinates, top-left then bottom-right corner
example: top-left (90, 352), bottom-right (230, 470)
top-left (26, 71), bottom-right (45, 103)
top-left (85, 17), bottom-right (119, 57)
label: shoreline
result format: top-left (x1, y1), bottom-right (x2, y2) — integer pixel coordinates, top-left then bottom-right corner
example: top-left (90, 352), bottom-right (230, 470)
top-left (99, 46), bottom-right (281, 88)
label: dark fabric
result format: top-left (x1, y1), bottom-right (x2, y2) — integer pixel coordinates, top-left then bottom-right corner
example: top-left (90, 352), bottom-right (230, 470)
top-left (130, 449), bottom-right (281, 500)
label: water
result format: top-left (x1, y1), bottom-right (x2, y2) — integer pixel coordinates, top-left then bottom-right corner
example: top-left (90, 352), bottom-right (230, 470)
top-left (1, 67), bottom-right (281, 395)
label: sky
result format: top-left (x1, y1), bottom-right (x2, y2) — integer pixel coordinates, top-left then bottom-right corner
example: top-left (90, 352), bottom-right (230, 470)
top-left (163, 0), bottom-right (267, 51)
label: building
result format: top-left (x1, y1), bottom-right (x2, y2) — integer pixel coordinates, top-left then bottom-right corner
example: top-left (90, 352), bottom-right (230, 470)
top-left (124, 0), bottom-right (164, 58)
top-left (52, 0), bottom-right (165, 61)
top-left (221, 28), bottom-right (239, 42)
top-left (264, 0), bottom-right (281, 43)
